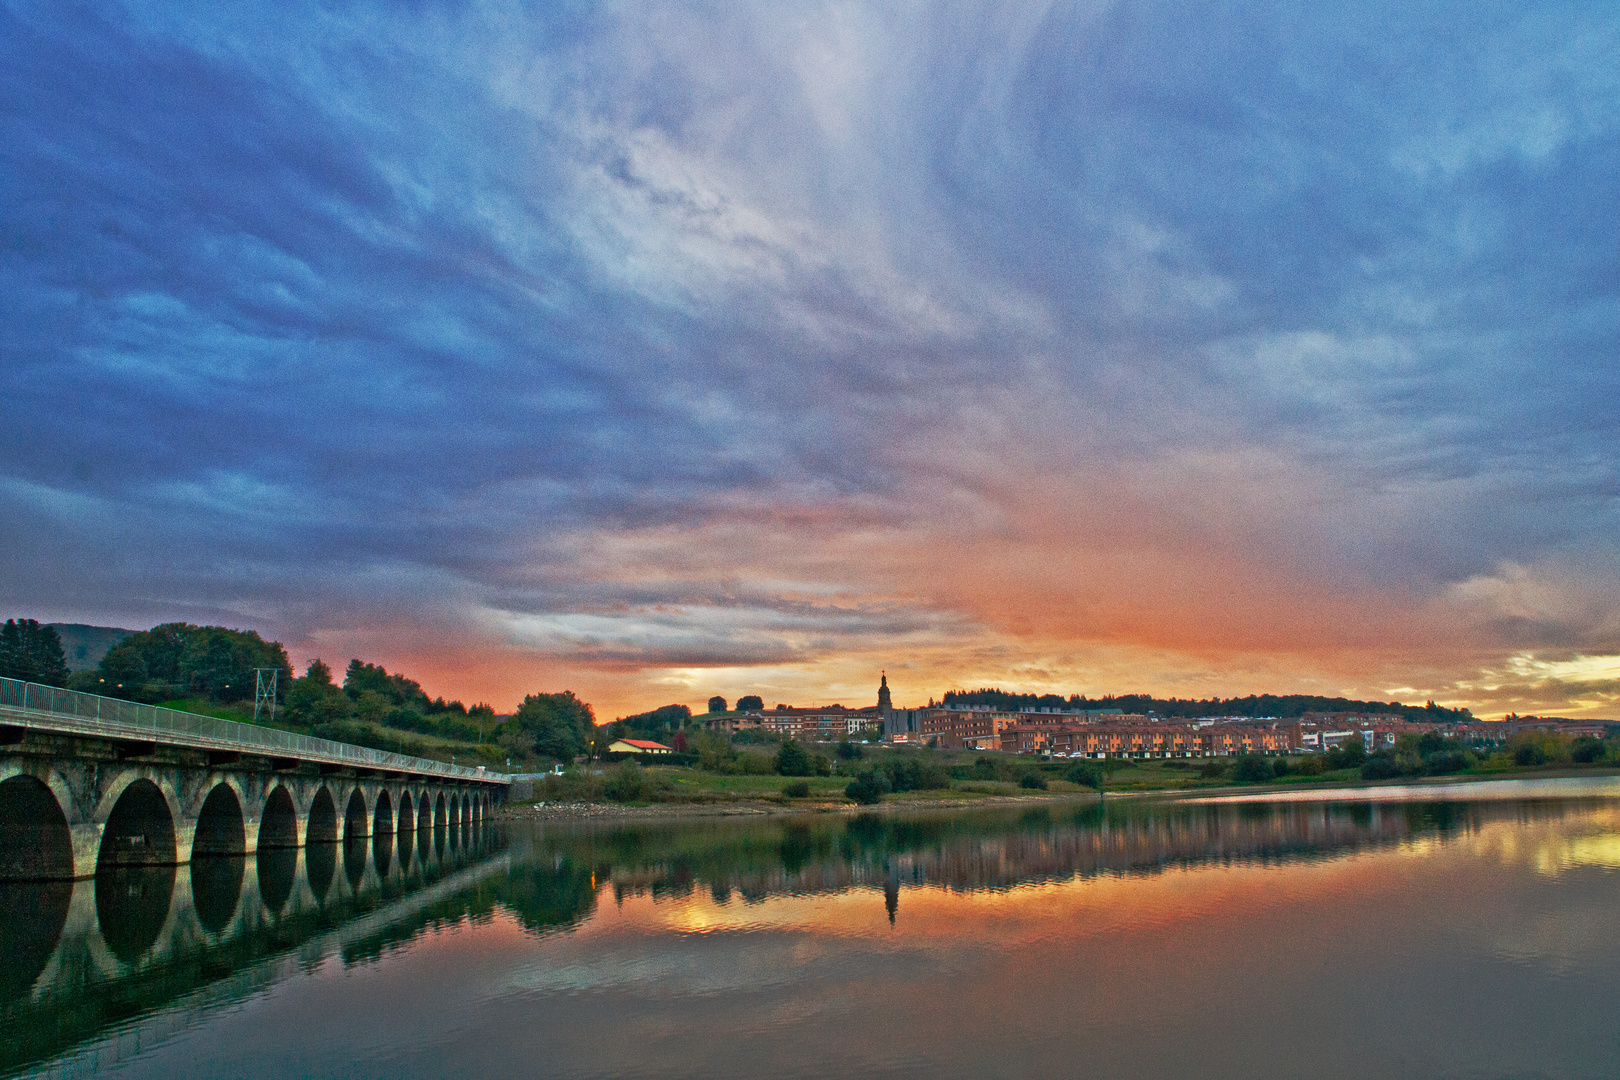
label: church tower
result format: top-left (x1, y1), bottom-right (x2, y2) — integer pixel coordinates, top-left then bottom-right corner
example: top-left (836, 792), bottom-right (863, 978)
top-left (877, 671), bottom-right (892, 716)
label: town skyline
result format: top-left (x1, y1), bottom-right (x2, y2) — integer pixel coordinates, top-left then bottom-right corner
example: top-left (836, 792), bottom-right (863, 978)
top-left (13, 616), bottom-right (1596, 724)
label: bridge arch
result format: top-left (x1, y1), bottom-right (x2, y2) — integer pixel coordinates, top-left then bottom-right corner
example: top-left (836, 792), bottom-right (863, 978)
top-left (306, 833), bottom-right (337, 902)
top-left (434, 792), bottom-right (448, 829)
top-left (341, 789), bottom-right (369, 889)
top-left (373, 790), bottom-right (393, 839)
top-left (417, 790), bottom-right (433, 834)
top-left (372, 791), bottom-right (394, 876)
top-left (191, 848), bottom-right (245, 934)
top-left (191, 782), bottom-right (247, 858)
top-left (343, 788), bottom-right (369, 840)
top-left (96, 862), bottom-right (175, 963)
top-left (256, 843), bottom-right (296, 916)
top-left (307, 787), bottom-right (338, 844)
top-left (258, 785), bottom-right (299, 848)
top-left (97, 777), bottom-right (178, 869)
top-left (0, 774), bottom-right (73, 881)
top-left (396, 791), bottom-right (415, 867)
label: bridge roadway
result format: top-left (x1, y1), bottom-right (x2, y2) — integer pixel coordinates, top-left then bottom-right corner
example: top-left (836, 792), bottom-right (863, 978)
top-left (0, 677), bottom-right (509, 880)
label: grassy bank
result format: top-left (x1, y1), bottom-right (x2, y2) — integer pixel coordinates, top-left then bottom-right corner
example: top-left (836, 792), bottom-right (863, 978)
top-left (514, 742), bottom-right (1620, 812)
top-left (155, 697), bottom-right (509, 769)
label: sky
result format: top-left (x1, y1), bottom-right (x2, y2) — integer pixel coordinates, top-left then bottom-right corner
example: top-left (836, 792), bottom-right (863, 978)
top-left (3, 0), bottom-right (1619, 720)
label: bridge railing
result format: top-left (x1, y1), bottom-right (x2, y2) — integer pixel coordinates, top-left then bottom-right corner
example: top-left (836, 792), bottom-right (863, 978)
top-left (0, 676), bottom-right (506, 784)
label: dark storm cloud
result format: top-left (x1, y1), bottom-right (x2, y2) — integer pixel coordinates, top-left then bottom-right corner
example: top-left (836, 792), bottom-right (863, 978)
top-left (2, 0), bottom-right (1617, 702)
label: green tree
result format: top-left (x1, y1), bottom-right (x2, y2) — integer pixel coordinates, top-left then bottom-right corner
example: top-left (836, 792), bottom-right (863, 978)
top-left (514, 691), bottom-right (597, 763)
top-left (1571, 736), bottom-right (1607, 764)
top-left (0, 619), bottom-right (71, 686)
top-left (1324, 737), bottom-right (1367, 769)
top-left (617, 703), bottom-right (692, 739)
top-left (1064, 761), bottom-right (1104, 793)
top-left (707, 695), bottom-right (727, 714)
top-left (690, 729), bottom-right (739, 773)
top-left (1232, 755), bottom-right (1275, 783)
top-left (776, 739), bottom-right (813, 777)
top-left (846, 772), bottom-right (886, 804)
top-left (284, 659), bottom-right (352, 725)
top-left (98, 623), bottom-right (291, 703)
top-left (736, 695), bottom-right (763, 712)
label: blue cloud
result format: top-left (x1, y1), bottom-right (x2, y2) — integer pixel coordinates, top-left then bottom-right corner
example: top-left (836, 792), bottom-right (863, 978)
top-left (2, 0), bottom-right (1618, 688)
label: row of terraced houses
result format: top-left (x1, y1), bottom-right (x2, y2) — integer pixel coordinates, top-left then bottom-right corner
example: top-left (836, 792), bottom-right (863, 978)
top-left (994, 713), bottom-right (1611, 758)
top-left (700, 676), bottom-right (1613, 757)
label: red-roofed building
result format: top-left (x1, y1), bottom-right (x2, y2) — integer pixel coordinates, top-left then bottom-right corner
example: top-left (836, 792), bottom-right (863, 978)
top-left (608, 738), bottom-right (675, 755)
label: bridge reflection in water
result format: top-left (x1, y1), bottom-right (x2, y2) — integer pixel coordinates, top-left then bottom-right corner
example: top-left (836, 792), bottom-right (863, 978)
top-left (2, 820), bottom-right (506, 1077)
top-left (5, 792), bottom-right (1605, 1077)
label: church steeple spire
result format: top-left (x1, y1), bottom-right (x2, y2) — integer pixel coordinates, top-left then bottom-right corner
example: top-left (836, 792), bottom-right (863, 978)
top-left (877, 671), bottom-right (892, 715)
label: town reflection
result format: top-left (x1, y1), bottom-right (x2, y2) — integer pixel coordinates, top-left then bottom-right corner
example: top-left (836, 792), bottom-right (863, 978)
top-left (1, 822), bottom-right (507, 1078)
top-left (7, 793), bottom-right (1618, 1078)
top-left (501, 795), bottom-right (1613, 934)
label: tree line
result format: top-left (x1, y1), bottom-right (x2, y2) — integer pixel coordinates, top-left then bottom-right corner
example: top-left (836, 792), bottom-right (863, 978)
top-left (0, 619), bottom-right (71, 686)
top-left (3, 615), bottom-right (600, 768)
top-left (939, 687), bottom-right (1476, 723)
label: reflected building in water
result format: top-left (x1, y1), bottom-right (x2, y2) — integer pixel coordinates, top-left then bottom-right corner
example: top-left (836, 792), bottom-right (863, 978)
top-left (526, 796), bottom-right (1535, 922)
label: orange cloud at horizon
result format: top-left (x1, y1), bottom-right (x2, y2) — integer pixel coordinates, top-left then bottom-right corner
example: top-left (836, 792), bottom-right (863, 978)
top-left (275, 445), bottom-right (1620, 721)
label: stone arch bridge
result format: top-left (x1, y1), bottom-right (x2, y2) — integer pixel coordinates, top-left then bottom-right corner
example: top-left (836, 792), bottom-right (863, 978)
top-left (0, 677), bottom-right (508, 881)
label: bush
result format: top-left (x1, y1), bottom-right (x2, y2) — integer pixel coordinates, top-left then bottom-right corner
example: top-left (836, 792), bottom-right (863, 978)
top-left (1232, 755), bottom-right (1275, 783)
top-left (1199, 761), bottom-right (1227, 779)
top-left (877, 757), bottom-right (950, 793)
top-left (1417, 731), bottom-right (1454, 755)
top-left (1064, 761), bottom-right (1104, 790)
top-left (692, 729), bottom-right (740, 773)
top-left (846, 772), bottom-right (886, 804)
top-left (602, 761), bottom-right (671, 803)
top-left (836, 739), bottom-right (864, 760)
top-left (738, 750), bottom-right (777, 775)
top-left (1423, 749), bottom-right (1470, 775)
top-left (1292, 755), bottom-right (1326, 776)
top-left (1361, 752), bottom-right (1401, 780)
top-left (776, 740), bottom-right (813, 776)
top-left (1514, 742), bottom-right (1549, 767)
top-left (1325, 739), bottom-right (1367, 769)
top-left (974, 757), bottom-right (1000, 781)
top-left (1571, 737), bottom-right (1606, 764)
top-left (782, 780), bottom-right (811, 798)
top-left (1019, 772), bottom-right (1048, 790)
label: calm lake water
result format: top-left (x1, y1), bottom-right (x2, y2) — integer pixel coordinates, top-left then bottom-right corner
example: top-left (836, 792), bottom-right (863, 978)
top-left (7, 777), bottom-right (1620, 1079)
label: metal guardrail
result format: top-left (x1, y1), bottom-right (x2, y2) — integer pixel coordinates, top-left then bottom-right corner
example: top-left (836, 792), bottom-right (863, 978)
top-left (0, 676), bottom-right (507, 784)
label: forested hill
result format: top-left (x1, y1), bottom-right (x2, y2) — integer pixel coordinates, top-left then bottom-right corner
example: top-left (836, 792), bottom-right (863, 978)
top-left (939, 688), bottom-right (1474, 723)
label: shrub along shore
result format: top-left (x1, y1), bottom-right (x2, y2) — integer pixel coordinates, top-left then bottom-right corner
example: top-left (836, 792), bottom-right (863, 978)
top-left (510, 728), bottom-right (1620, 816)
